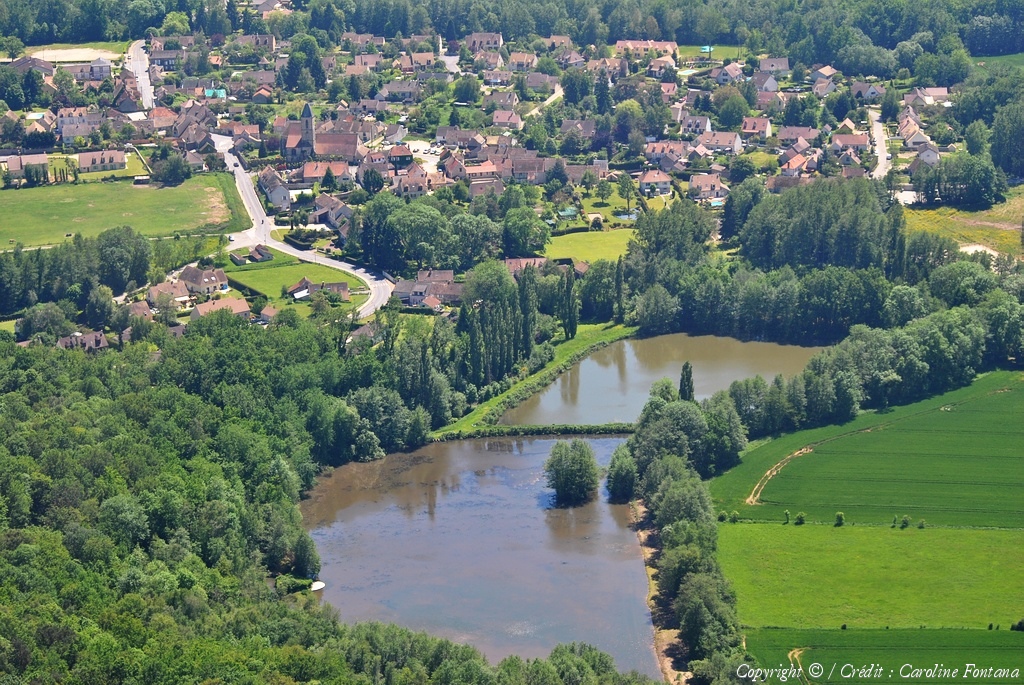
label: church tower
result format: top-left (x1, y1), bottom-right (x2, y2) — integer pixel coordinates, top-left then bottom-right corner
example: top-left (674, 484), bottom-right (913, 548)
top-left (300, 102), bottom-right (315, 154)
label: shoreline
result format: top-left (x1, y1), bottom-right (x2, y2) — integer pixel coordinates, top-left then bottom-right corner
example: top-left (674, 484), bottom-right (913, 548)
top-left (631, 500), bottom-right (691, 685)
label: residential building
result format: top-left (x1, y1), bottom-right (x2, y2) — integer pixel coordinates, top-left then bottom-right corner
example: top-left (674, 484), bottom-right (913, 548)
top-left (638, 169), bottom-right (671, 195)
top-left (180, 265), bottom-right (229, 295)
top-left (190, 297), bottom-right (251, 320)
top-left (76, 149), bottom-right (127, 173)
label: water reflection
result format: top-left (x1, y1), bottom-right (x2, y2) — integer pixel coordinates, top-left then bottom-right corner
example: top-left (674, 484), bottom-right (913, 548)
top-left (502, 332), bottom-right (823, 426)
top-left (302, 437), bottom-right (660, 677)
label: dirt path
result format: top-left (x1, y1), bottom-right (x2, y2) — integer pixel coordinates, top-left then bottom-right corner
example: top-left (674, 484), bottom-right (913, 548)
top-left (787, 648), bottom-right (812, 685)
top-left (745, 447), bottom-right (813, 505)
top-left (632, 501), bottom-right (691, 684)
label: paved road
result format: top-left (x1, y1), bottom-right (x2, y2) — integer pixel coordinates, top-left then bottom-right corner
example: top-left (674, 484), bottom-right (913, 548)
top-left (868, 108), bottom-right (890, 180)
top-left (220, 146), bottom-right (393, 319)
top-left (125, 40), bottom-right (154, 110)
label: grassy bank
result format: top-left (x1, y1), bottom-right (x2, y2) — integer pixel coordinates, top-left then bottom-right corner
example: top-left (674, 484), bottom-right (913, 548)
top-left (434, 323), bottom-right (635, 437)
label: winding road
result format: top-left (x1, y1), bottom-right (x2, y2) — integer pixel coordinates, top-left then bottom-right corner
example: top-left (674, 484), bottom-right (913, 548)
top-left (218, 139), bottom-right (393, 319)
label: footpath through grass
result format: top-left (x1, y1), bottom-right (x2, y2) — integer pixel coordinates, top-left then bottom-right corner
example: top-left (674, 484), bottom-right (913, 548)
top-left (434, 322), bottom-right (635, 437)
top-left (710, 372), bottom-right (1024, 528)
top-left (746, 629), bottom-right (1024, 683)
top-left (719, 523), bottom-right (1024, 629)
top-left (0, 173), bottom-right (246, 247)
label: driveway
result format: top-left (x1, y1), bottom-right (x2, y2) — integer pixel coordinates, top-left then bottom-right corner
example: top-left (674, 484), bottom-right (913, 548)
top-left (222, 149), bottom-right (394, 319)
top-left (868, 108), bottom-right (890, 179)
top-left (125, 40), bottom-right (155, 110)
top-left (524, 84), bottom-right (563, 119)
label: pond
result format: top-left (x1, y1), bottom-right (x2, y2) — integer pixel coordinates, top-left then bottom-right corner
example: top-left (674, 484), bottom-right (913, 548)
top-left (302, 437), bottom-right (660, 678)
top-left (500, 332), bottom-right (823, 426)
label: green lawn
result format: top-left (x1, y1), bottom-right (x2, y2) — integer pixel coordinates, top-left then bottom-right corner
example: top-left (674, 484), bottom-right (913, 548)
top-left (677, 45), bottom-right (743, 62)
top-left (719, 523), bottom-right (1024, 629)
top-left (225, 248), bottom-right (368, 317)
top-left (904, 185), bottom-right (1024, 256)
top-left (0, 320), bottom-right (15, 333)
top-left (710, 372), bottom-right (1024, 528)
top-left (0, 173), bottom-right (245, 247)
top-left (545, 229), bottom-right (634, 263)
top-left (746, 629), bottom-right (1024, 683)
top-left (49, 153), bottom-right (148, 180)
top-left (579, 194), bottom-right (636, 227)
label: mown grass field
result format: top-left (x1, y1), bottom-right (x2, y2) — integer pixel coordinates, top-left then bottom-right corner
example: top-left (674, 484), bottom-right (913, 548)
top-left (225, 248), bottom-right (367, 317)
top-left (710, 372), bottom-right (1024, 528)
top-left (719, 523), bottom-right (1024, 629)
top-left (746, 629), bottom-right (1024, 683)
top-left (0, 173), bottom-right (245, 247)
top-left (904, 186), bottom-right (1024, 256)
top-left (0, 320), bottom-right (15, 333)
top-left (545, 229), bottom-right (634, 263)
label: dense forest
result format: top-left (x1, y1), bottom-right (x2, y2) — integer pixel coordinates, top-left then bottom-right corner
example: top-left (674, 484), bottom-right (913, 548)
top-left (0, 316), bottom-right (670, 684)
top-left (2, 0), bottom-right (1024, 63)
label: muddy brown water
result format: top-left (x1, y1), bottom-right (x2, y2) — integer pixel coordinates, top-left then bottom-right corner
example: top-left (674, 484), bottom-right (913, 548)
top-left (500, 333), bottom-right (823, 426)
top-left (302, 437), bottom-right (661, 677)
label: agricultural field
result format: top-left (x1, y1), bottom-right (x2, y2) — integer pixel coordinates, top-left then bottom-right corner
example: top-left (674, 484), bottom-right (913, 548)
top-left (545, 229), bottom-right (634, 263)
top-left (904, 185), bottom-right (1024, 256)
top-left (746, 629), bottom-right (1024, 683)
top-left (710, 371), bottom-right (1024, 528)
top-left (0, 173), bottom-right (246, 247)
top-left (224, 247), bottom-right (367, 317)
top-left (718, 523), bottom-right (1024, 629)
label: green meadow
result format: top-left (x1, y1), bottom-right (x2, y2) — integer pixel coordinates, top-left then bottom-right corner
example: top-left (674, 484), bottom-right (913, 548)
top-left (718, 523), bottom-right (1024, 629)
top-left (710, 372), bottom-right (1024, 528)
top-left (745, 629), bottom-right (1024, 683)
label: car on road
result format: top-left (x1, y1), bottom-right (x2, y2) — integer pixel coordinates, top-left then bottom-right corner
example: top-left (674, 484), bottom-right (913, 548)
top-left (234, 162), bottom-right (240, 167)
top-left (886, 153), bottom-right (892, 160)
